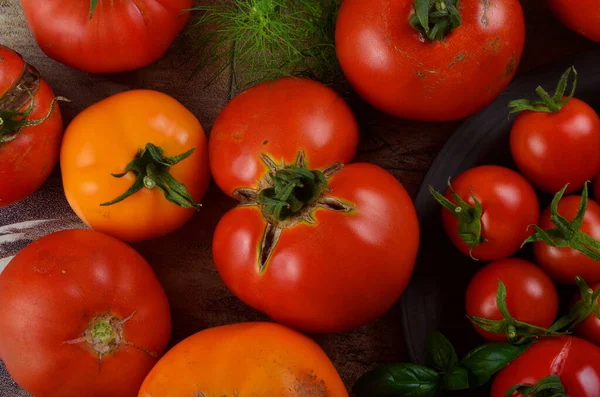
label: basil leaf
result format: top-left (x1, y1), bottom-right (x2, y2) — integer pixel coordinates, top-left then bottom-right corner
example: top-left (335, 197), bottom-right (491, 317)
top-left (353, 364), bottom-right (440, 397)
top-left (444, 366), bottom-right (470, 391)
top-left (426, 331), bottom-right (458, 371)
top-left (461, 342), bottom-right (531, 388)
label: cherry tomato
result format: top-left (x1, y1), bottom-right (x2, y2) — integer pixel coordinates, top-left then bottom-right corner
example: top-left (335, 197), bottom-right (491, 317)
top-left (594, 173), bottom-right (600, 203)
top-left (61, 90), bottom-right (210, 242)
top-left (335, 0), bottom-right (525, 121)
top-left (0, 229), bottom-right (171, 397)
top-left (434, 165), bottom-right (539, 261)
top-left (533, 194), bottom-right (600, 284)
top-left (0, 45), bottom-right (64, 207)
top-left (138, 322), bottom-right (348, 397)
top-left (573, 281), bottom-right (600, 346)
top-left (213, 162), bottom-right (419, 333)
top-left (548, 0), bottom-right (600, 42)
top-left (20, 0), bottom-right (192, 73)
top-left (466, 258), bottom-right (559, 342)
top-left (209, 77), bottom-right (359, 197)
top-left (491, 336), bottom-right (600, 397)
top-left (510, 67), bottom-right (600, 194)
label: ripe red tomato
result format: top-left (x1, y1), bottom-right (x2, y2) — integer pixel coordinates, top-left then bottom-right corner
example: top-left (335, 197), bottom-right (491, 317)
top-left (433, 165), bottom-right (539, 261)
top-left (491, 337), bottom-right (600, 397)
top-left (335, 0), bottom-right (525, 121)
top-left (466, 258), bottom-right (559, 342)
top-left (213, 162), bottom-right (419, 333)
top-left (0, 45), bottom-right (64, 207)
top-left (0, 229), bottom-right (171, 397)
top-left (19, 0), bottom-right (192, 73)
top-left (510, 68), bottom-right (600, 194)
top-left (209, 77), bottom-right (359, 197)
top-left (548, 0), bottom-right (600, 42)
top-left (573, 281), bottom-right (600, 346)
top-left (533, 193), bottom-right (600, 284)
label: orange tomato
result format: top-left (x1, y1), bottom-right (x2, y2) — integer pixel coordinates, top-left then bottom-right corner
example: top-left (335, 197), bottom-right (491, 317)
top-left (61, 90), bottom-right (210, 242)
top-left (138, 322), bottom-right (349, 397)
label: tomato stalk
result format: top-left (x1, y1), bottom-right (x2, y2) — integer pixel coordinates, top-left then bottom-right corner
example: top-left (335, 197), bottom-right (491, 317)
top-left (430, 181), bottom-right (487, 259)
top-left (100, 143), bottom-right (201, 209)
top-left (509, 66), bottom-right (577, 115)
top-left (523, 182), bottom-right (600, 262)
top-left (410, 0), bottom-right (462, 41)
top-left (548, 277), bottom-right (600, 332)
top-left (505, 375), bottom-right (568, 397)
top-left (0, 96), bottom-right (67, 144)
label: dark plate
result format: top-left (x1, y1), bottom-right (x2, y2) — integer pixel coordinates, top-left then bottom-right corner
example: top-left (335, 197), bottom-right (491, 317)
top-left (401, 46), bottom-right (600, 391)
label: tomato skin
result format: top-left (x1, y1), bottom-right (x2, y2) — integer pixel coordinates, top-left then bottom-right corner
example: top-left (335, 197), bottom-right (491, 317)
top-left (19, 0), bottom-right (192, 73)
top-left (0, 45), bottom-right (63, 207)
top-left (465, 258), bottom-right (558, 342)
top-left (510, 98), bottom-right (600, 194)
top-left (491, 337), bottom-right (600, 397)
top-left (441, 166), bottom-right (540, 261)
top-left (209, 77), bottom-right (359, 197)
top-left (534, 195), bottom-right (600, 283)
top-left (60, 90), bottom-right (210, 242)
top-left (573, 282), bottom-right (600, 346)
top-left (594, 174), bottom-right (600, 203)
top-left (0, 229), bottom-right (171, 397)
top-left (548, 0), bottom-right (600, 42)
top-left (213, 163), bottom-right (419, 333)
top-left (335, 0), bottom-right (525, 121)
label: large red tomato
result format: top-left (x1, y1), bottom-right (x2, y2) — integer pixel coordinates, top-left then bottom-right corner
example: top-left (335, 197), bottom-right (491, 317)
top-left (432, 165), bottom-right (540, 261)
top-left (0, 229), bottom-right (171, 397)
top-left (0, 45), bottom-right (64, 207)
top-left (212, 162), bottom-right (419, 333)
top-left (19, 0), bottom-right (192, 73)
top-left (209, 77), bottom-right (359, 197)
top-left (510, 67), bottom-right (600, 194)
top-left (548, 0), bottom-right (600, 42)
top-left (466, 258), bottom-right (558, 342)
top-left (491, 337), bottom-right (600, 397)
top-left (335, 0), bottom-right (525, 121)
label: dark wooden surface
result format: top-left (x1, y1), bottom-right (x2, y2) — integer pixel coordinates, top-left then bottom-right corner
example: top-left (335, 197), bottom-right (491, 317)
top-left (0, 0), bottom-right (597, 393)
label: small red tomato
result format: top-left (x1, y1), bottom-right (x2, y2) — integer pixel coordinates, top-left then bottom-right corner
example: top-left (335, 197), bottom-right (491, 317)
top-left (571, 280), bottom-right (600, 346)
top-left (548, 0), bottom-right (600, 42)
top-left (431, 165), bottom-right (539, 261)
top-left (491, 336), bottom-right (600, 397)
top-left (529, 184), bottom-right (600, 284)
top-left (594, 174), bottom-right (600, 202)
top-left (466, 258), bottom-right (559, 342)
top-left (510, 67), bottom-right (600, 194)
top-left (0, 45), bottom-right (64, 207)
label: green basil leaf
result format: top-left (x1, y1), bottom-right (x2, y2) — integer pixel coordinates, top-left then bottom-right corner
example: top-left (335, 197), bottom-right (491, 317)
top-left (444, 366), bottom-right (470, 391)
top-left (461, 342), bottom-right (531, 388)
top-left (426, 331), bottom-right (459, 371)
top-left (353, 364), bottom-right (440, 397)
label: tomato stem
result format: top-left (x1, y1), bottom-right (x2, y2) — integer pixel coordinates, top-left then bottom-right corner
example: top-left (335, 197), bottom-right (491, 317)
top-left (505, 375), bottom-right (568, 397)
top-left (0, 96), bottom-right (68, 144)
top-left (90, 0), bottom-right (99, 19)
top-left (410, 0), bottom-right (462, 41)
top-left (100, 143), bottom-right (201, 209)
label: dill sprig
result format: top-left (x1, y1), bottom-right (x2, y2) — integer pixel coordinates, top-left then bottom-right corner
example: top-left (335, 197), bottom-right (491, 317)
top-left (187, 0), bottom-right (342, 96)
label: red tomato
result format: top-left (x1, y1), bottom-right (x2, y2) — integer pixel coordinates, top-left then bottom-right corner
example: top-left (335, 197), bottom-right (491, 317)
top-left (594, 174), bottom-right (600, 203)
top-left (209, 77), bottom-right (359, 197)
top-left (0, 229), bottom-right (171, 397)
top-left (534, 195), bottom-right (600, 283)
top-left (19, 0), bottom-right (192, 73)
top-left (213, 162), bottom-right (419, 333)
top-left (0, 45), bottom-right (63, 207)
top-left (491, 337), bottom-right (600, 397)
top-left (335, 0), bottom-right (525, 121)
top-left (466, 258), bottom-right (559, 342)
top-left (436, 166), bottom-right (539, 261)
top-left (548, 0), bottom-right (600, 42)
top-left (573, 282), bottom-right (600, 346)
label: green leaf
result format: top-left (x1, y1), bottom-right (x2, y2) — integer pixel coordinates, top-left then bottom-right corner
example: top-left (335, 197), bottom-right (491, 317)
top-left (443, 366), bottom-right (470, 391)
top-left (426, 332), bottom-right (458, 371)
top-left (90, 0), bottom-right (100, 18)
top-left (353, 364), bottom-right (440, 397)
top-left (414, 0), bottom-right (431, 32)
top-left (461, 342), bottom-right (531, 388)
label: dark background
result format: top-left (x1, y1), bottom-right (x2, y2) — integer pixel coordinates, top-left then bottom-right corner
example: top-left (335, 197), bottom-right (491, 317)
top-left (0, 0), bottom-right (597, 394)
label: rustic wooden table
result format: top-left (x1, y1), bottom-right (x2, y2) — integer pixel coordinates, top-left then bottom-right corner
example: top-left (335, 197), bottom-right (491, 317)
top-left (0, 0), bottom-right (597, 395)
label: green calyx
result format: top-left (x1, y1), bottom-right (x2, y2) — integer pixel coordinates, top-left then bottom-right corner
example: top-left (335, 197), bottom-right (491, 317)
top-left (90, 0), bottom-right (99, 18)
top-left (509, 66), bottom-right (577, 115)
top-left (258, 156), bottom-right (330, 223)
top-left (505, 375), bottom-right (568, 397)
top-left (548, 276), bottom-right (600, 332)
top-left (100, 143), bottom-right (201, 209)
top-left (90, 320), bottom-right (116, 346)
top-left (430, 181), bottom-right (486, 259)
top-left (522, 182), bottom-right (600, 262)
top-left (470, 280), bottom-right (564, 343)
top-left (410, 0), bottom-right (462, 41)
top-left (0, 96), bottom-right (68, 144)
